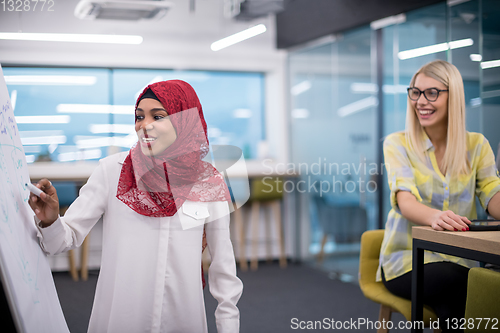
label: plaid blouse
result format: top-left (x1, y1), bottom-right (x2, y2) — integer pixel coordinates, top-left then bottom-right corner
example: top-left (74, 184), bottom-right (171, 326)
top-left (377, 131), bottom-right (500, 282)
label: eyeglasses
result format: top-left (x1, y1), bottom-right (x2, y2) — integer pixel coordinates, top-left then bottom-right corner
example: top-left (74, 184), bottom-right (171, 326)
top-left (407, 87), bottom-right (448, 102)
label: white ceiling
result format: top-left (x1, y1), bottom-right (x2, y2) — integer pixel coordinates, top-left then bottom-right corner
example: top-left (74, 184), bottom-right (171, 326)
top-left (0, 0), bottom-right (286, 71)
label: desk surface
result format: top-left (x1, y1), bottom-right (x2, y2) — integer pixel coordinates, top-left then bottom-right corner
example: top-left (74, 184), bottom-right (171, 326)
top-left (413, 226), bottom-right (500, 257)
top-left (27, 159), bottom-right (298, 181)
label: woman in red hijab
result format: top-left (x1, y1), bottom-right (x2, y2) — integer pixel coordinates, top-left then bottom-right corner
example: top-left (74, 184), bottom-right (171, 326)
top-left (29, 80), bottom-right (243, 333)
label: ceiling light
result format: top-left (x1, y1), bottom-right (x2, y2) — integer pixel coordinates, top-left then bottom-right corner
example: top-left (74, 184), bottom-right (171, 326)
top-left (57, 104), bottom-right (134, 114)
top-left (370, 14), bottom-right (406, 30)
top-left (291, 81), bottom-right (311, 96)
top-left (233, 109), bottom-right (252, 118)
top-left (23, 146), bottom-right (42, 153)
top-left (338, 97), bottom-right (378, 118)
top-left (0, 32), bottom-right (143, 44)
top-left (398, 38), bottom-right (473, 60)
top-left (20, 130), bottom-right (64, 137)
top-left (382, 85), bottom-right (408, 94)
top-left (211, 24), bottom-right (266, 51)
top-left (89, 124), bottom-right (135, 134)
top-left (15, 115), bottom-right (71, 124)
top-left (57, 149), bottom-right (102, 162)
top-left (75, 134), bottom-right (136, 149)
top-left (470, 54), bottom-right (482, 62)
top-left (21, 135), bottom-right (67, 145)
top-left (480, 59), bottom-right (500, 69)
top-left (350, 83), bottom-right (378, 94)
top-left (350, 83), bottom-right (407, 94)
top-left (5, 75), bottom-right (97, 85)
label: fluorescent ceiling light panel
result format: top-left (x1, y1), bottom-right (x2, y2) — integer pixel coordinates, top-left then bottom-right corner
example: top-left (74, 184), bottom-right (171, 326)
top-left (211, 24), bottom-right (266, 51)
top-left (57, 149), bottom-right (102, 163)
top-left (20, 130), bottom-right (64, 137)
top-left (233, 109), bottom-right (252, 118)
top-left (291, 81), bottom-right (312, 96)
top-left (75, 134), bottom-right (136, 149)
top-left (447, 0), bottom-right (471, 6)
top-left (470, 54), bottom-right (482, 62)
top-left (89, 124), bottom-right (136, 134)
top-left (21, 135), bottom-right (67, 145)
top-left (57, 104), bottom-right (135, 114)
top-left (370, 13), bottom-right (406, 30)
top-left (5, 75), bottom-right (97, 86)
top-left (15, 115), bottom-right (71, 124)
top-left (350, 83), bottom-right (407, 94)
top-left (480, 59), bottom-right (500, 69)
top-left (0, 32), bottom-right (143, 44)
top-left (351, 83), bottom-right (378, 94)
top-left (338, 96), bottom-right (378, 118)
top-left (398, 38), bottom-right (473, 60)
top-left (382, 85), bottom-right (408, 94)
top-left (23, 146), bottom-right (42, 153)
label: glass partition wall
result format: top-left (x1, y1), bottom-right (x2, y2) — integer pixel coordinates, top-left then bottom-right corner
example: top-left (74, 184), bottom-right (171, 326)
top-left (289, 0), bottom-right (500, 281)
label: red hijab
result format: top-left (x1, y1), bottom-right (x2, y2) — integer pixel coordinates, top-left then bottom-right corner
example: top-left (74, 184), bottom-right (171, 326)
top-left (116, 80), bottom-right (230, 216)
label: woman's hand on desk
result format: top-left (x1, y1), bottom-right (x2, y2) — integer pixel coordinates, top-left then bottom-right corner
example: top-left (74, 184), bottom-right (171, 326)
top-left (28, 178), bottom-right (59, 228)
top-left (396, 191), bottom-right (470, 231)
top-left (429, 210), bottom-right (470, 232)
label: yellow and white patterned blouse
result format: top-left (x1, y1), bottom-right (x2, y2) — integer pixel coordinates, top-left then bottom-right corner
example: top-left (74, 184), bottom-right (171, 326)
top-left (377, 131), bottom-right (500, 282)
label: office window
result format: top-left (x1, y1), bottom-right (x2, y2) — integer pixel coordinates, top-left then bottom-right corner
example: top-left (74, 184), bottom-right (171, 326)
top-left (5, 67), bottom-right (264, 162)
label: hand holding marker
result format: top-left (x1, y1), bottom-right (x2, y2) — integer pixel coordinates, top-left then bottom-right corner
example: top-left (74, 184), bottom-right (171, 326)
top-left (26, 179), bottom-right (60, 227)
top-left (26, 182), bottom-right (43, 197)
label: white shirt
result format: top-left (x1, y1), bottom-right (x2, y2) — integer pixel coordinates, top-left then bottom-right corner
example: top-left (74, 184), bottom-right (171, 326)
top-left (36, 152), bottom-right (243, 333)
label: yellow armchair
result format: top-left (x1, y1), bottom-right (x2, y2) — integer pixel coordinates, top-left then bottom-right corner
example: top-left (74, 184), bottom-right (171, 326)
top-left (464, 267), bottom-right (500, 332)
top-left (359, 230), bottom-right (439, 333)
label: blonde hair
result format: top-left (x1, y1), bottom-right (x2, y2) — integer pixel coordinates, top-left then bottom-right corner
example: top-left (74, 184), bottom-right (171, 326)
top-left (405, 59), bottom-right (469, 176)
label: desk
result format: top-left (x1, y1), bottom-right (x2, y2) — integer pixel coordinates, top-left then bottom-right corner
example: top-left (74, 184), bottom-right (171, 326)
top-left (411, 226), bottom-right (500, 333)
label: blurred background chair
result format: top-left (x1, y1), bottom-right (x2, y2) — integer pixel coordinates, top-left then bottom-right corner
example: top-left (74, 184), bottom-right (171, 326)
top-left (313, 192), bottom-right (368, 264)
top-left (246, 177), bottom-right (286, 271)
top-left (464, 267), bottom-right (500, 333)
top-left (359, 230), bottom-right (439, 333)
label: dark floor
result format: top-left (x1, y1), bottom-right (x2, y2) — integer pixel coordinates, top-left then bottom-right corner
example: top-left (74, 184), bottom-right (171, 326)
top-left (53, 262), bottom-right (426, 332)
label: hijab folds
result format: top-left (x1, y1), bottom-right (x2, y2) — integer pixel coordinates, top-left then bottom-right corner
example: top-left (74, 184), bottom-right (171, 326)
top-left (116, 80), bottom-right (230, 217)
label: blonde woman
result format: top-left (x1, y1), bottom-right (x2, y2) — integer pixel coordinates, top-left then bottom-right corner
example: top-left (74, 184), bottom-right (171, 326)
top-left (377, 60), bottom-right (500, 331)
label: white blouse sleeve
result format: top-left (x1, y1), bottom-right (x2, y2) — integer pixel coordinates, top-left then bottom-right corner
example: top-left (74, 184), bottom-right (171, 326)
top-left (205, 202), bottom-right (243, 333)
top-left (35, 159), bottom-right (109, 255)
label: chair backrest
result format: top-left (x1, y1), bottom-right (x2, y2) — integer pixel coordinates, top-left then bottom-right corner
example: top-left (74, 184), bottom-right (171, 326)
top-left (250, 177), bottom-right (283, 202)
top-left (465, 267), bottom-right (500, 332)
top-left (52, 181), bottom-right (78, 207)
top-left (359, 229), bottom-right (384, 289)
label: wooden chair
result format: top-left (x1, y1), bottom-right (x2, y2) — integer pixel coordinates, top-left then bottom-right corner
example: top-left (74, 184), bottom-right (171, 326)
top-left (244, 177), bottom-right (286, 271)
top-left (359, 230), bottom-right (440, 333)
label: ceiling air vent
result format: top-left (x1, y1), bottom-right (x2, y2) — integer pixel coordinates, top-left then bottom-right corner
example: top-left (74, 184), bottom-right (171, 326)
top-left (75, 0), bottom-right (174, 21)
